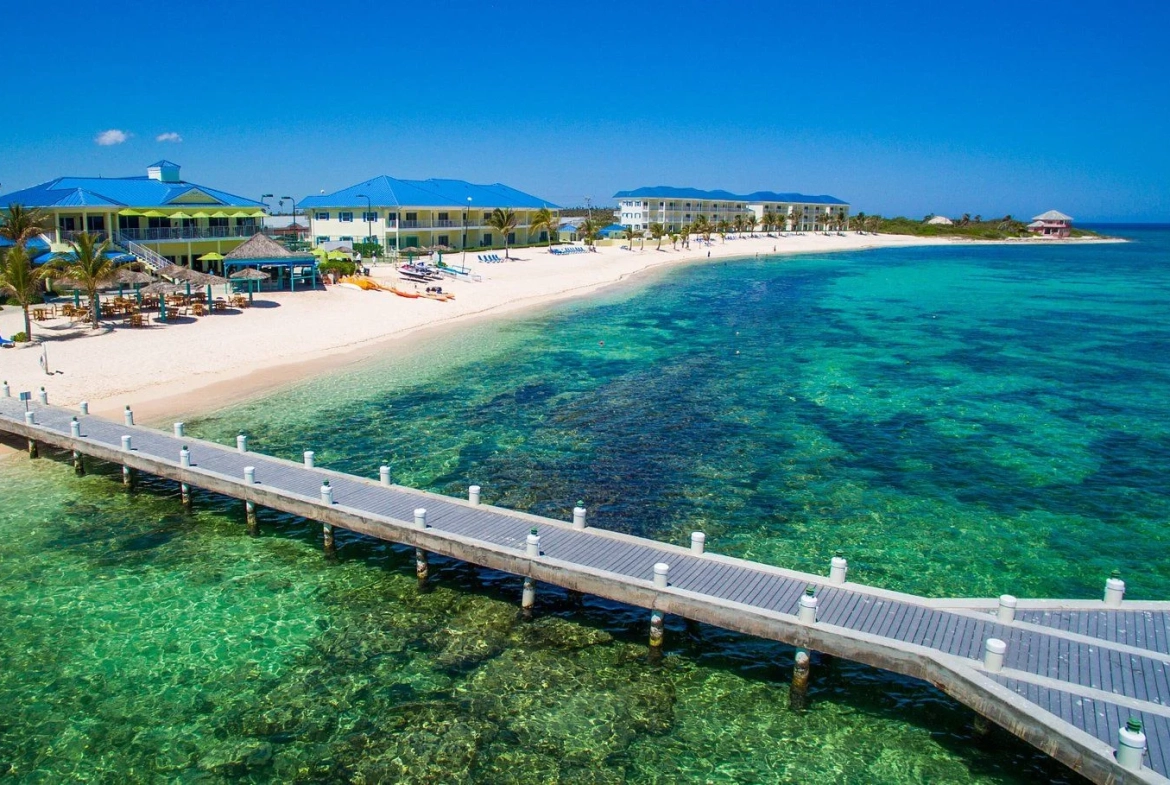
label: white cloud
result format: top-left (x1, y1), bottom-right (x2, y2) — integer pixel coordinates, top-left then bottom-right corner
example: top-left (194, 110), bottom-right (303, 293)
top-left (156, 132), bottom-right (183, 143)
top-left (95, 129), bottom-right (130, 146)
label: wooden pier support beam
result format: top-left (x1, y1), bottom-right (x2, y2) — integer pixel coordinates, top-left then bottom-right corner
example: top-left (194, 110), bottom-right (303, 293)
top-left (789, 650), bottom-right (811, 711)
top-left (649, 609), bottom-right (665, 663)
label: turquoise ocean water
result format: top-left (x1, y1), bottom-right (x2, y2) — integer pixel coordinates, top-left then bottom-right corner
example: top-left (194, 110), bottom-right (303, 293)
top-left (2, 227), bottom-right (1167, 782)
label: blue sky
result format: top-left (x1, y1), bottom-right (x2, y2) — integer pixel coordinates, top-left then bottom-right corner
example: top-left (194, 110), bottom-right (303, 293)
top-left (1, 0), bottom-right (1167, 220)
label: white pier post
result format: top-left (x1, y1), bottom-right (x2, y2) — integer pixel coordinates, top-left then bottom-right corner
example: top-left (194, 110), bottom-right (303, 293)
top-left (789, 649), bottom-right (811, 711)
top-left (380, 465), bottom-right (392, 486)
top-left (37, 387), bottom-right (48, 405)
top-left (70, 418), bottom-right (84, 475)
top-left (414, 508), bottom-right (427, 530)
top-left (830, 550), bottom-right (848, 584)
top-left (1105, 571), bottom-right (1126, 607)
top-left (120, 435), bottom-right (134, 488)
top-left (79, 401), bottom-right (88, 415)
top-left (320, 482), bottom-right (335, 555)
top-left (243, 466), bottom-right (258, 534)
top-left (649, 609), bottom-right (665, 663)
top-left (572, 501), bottom-right (587, 530)
top-left (653, 562), bottom-right (670, 588)
top-left (179, 446), bottom-right (192, 508)
top-left (468, 484), bottom-right (481, 505)
top-left (236, 433), bottom-right (247, 453)
top-left (303, 450), bottom-right (315, 468)
top-left (1117, 718), bottom-right (1147, 772)
top-left (691, 532), bottom-right (706, 555)
top-left (25, 411), bottom-right (38, 458)
top-left (997, 594), bottom-right (1018, 623)
top-left (173, 422), bottom-right (185, 438)
top-left (526, 528), bottom-right (541, 557)
top-left (1, 381), bottom-right (8, 397)
top-left (522, 577), bottom-right (537, 620)
top-left (798, 586), bottom-right (818, 624)
top-left (983, 638), bottom-right (1007, 673)
top-left (123, 406), bottom-right (134, 426)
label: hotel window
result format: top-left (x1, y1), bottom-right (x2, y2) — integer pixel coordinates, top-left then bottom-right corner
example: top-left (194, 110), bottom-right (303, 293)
top-left (316, 236), bottom-right (330, 244)
top-left (339, 236), bottom-right (353, 242)
top-left (315, 212), bottom-right (330, 220)
top-left (339, 212), bottom-right (354, 222)
top-left (362, 212), bottom-right (378, 222)
top-left (507, 232), bottom-right (516, 245)
top-left (86, 215), bottom-right (105, 232)
top-left (483, 212), bottom-right (491, 222)
top-left (438, 212), bottom-right (449, 221)
top-left (405, 212), bottom-right (418, 221)
top-left (483, 233), bottom-right (492, 245)
top-left (59, 217), bottom-right (77, 231)
top-left (437, 235), bottom-right (449, 246)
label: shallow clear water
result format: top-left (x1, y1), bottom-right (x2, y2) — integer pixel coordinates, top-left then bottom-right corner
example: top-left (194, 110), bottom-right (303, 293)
top-left (3, 228), bottom-right (1167, 782)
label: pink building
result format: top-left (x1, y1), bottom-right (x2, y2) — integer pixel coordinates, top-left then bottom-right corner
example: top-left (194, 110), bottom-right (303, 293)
top-left (1027, 210), bottom-right (1073, 238)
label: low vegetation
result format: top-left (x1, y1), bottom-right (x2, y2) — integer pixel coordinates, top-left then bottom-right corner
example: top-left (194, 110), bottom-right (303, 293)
top-left (856, 213), bottom-right (1102, 240)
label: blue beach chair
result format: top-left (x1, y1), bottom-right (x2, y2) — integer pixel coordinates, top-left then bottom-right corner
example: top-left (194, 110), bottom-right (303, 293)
top-left (0, 335), bottom-right (14, 348)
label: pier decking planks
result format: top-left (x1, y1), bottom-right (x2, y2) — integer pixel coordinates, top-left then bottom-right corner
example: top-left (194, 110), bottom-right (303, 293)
top-left (4, 398), bottom-right (1170, 784)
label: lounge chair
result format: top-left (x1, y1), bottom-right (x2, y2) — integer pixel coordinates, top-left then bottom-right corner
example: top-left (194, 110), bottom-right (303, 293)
top-left (0, 335), bottom-right (14, 348)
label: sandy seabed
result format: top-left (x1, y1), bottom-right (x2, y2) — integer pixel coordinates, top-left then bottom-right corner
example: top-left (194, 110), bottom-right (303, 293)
top-left (0, 232), bottom-right (1113, 426)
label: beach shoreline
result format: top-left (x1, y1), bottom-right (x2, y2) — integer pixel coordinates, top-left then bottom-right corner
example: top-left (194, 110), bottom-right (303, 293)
top-left (0, 232), bottom-right (1119, 428)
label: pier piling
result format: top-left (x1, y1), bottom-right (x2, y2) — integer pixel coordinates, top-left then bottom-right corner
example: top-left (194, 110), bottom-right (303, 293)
top-left (23, 412), bottom-right (38, 457)
top-left (1105, 571), bottom-right (1126, 607)
top-left (237, 433), bottom-right (247, 453)
top-left (649, 609), bottom-right (665, 663)
top-left (173, 422), bottom-right (184, 438)
top-left (997, 594), bottom-right (1018, 623)
top-left (983, 638), bottom-right (1007, 673)
top-left (691, 532), bottom-right (706, 555)
top-left (653, 562), bottom-right (670, 588)
top-left (380, 465), bottom-right (392, 486)
top-left (1, 381), bottom-right (8, 397)
top-left (526, 528), bottom-right (540, 557)
top-left (123, 406), bottom-right (134, 427)
top-left (830, 550), bottom-right (848, 584)
top-left (303, 450), bottom-right (314, 468)
top-left (415, 548), bottom-right (429, 587)
top-left (120, 435), bottom-right (134, 487)
top-left (79, 401), bottom-right (88, 415)
top-left (1117, 718), bottom-right (1147, 772)
top-left (243, 467), bottom-right (258, 534)
top-left (789, 650), bottom-right (811, 711)
top-left (468, 484), bottom-right (480, 505)
top-left (414, 508), bottom-right (427, 530)
top-left (798, 586), bottom-right (818, 624)
top-left (71, 417), bottom-right (84, 473)
top-left (522, 577), bottom-right (537, 620)
top-left (573, 501), bottom-right (587, 530)
top-left (37, 387), bottom-right (48, 405)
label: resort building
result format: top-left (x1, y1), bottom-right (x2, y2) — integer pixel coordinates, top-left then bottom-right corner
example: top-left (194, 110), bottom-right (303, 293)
top-left (0, 162), bottom-right (268, 272)
top-left (613, 187), bottom-right (850, 233)
top-left (298, 177), bottom-right (559, 253)
top-left (1027, 210), bottom-right (1073, 238)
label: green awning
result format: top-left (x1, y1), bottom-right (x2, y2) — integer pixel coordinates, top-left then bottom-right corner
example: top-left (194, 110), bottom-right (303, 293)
top-left (210, 211), bottom-right (230, 218)
top-left (169, 211), bottom-right (193, 219)
top-left (118, 209), bottom-right (143, 216)
top-left (229, 211), bottom-right (252, 218)
top-left (141, 210), bottom-right (167, 218)
top-left (190, 211), bottom-right (211, 218)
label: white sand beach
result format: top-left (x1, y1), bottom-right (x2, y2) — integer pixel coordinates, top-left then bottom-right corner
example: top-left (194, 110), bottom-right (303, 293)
top-left (0, 232), bottom-right (1111, 424)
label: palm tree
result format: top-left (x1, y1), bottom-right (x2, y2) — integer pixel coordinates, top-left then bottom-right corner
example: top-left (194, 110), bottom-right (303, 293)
top-left (745, 214), bottom-right (758, 237)
top-left (761, 211), bottom-right (774, 233)
top-left (716, 219), bottom-right (729, 242)
top-left (529, 207), bottom-right (558, 251)
top-left (487, 208), bottom-right (519, 259)
top-left (0, 244), bottom-right (48, 340)
top-left (0, 203), bottom-right (51, 247)
top-left (649, 222), bottom-right (665, 251)
top-left (578, 218), bottom-right (601, 247)
top-left (855, 211), bottom-right (866, 233)
top-left (732, 215), bottom-right (745, 236)
top-left (52, 232), bottom-right (116, 329)
top-left (669, 232), bottom-right (680, 250)
top-left (679, 223), bottom-right (692, 249)
top-left (624, 226), bottom-right (642, 249)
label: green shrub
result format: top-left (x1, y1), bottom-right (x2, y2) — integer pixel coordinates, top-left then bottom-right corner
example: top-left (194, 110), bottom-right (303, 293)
top-left (11, 332), bottom-right (29, 342)
top-left (318, 260), bottom-right (357, 276)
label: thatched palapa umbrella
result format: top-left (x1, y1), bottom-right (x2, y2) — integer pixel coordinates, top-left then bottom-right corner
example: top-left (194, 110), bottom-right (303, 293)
top-left (113, 268), bottom-right (154, 304)
top-left (193, 272), bottom-right (230, 304)
top-left (140, 281), bottom-right (182, 321)
top-left (229, 267), bottom-right (269, 302)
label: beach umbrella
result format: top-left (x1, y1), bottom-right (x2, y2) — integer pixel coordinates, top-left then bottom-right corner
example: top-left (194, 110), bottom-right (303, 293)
top-left (114, 268), bottom-right (154, 304)
top-left (310, 247), bottom-right (328, 257)
top-left (194, 272), bottom-right (230, 303)
top-left (230, 267), bottom-right (269, 302)
top-left (140, 282), bottom-right (182, 322)
top-left (197, 252), bottom-right (225, 262)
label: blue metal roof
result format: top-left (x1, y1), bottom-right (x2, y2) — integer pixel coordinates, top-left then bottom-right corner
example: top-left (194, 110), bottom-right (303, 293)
top-left (612, 186), bottom-right (848, 205)
top-left (298, 176), bottom-right (558, 210)
top-left (0, 169), bottom-right (264, 210)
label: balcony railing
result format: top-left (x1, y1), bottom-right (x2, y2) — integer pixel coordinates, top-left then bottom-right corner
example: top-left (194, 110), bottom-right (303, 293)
top-left (59, 230), bottom-right (109, 243)
top-left (434, 219), bottom-right (458, 227)
top-left (115, 225), bottom-right (262, 242)
top-left (400, 220), bottom-right (423, 228)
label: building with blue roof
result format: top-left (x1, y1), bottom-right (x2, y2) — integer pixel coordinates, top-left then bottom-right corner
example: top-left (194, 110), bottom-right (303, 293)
top-left (298, 176), bottom-right (559, 252)
top-left (613, 186), bottom-right (850, 233)
top-left (0, 162), bottom-right (267, 272)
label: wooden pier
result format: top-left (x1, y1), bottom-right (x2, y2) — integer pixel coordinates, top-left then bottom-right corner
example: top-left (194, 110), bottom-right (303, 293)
top-left (2, 395), bottom-right (1169, 784)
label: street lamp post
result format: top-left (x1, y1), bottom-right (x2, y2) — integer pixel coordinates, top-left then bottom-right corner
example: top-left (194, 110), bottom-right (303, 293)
top-left (462, 196), bottom-right (472, 271)
top-left (356, 194), bottom-right (373, 264)
top-left (280, 196), bottom-right (297, 243)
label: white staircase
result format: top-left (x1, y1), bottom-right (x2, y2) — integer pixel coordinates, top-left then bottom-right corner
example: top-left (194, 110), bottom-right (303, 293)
top-left (112, 232), bottom-right (169, 272)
